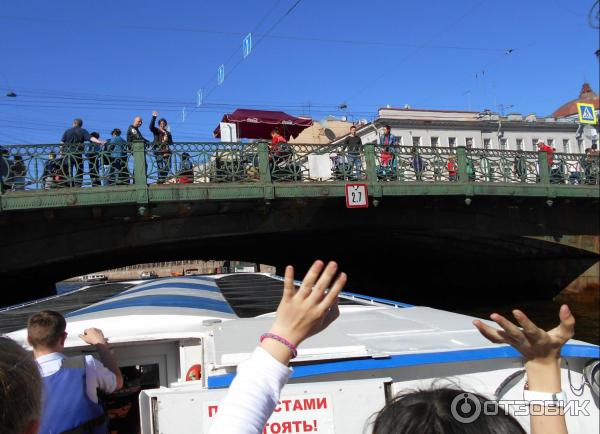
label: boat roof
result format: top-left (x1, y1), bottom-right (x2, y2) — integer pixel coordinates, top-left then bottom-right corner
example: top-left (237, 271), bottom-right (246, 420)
top-left (3, 274), bottom-right (598, 367)
top-left (2, 274), bottom-right (375, 347)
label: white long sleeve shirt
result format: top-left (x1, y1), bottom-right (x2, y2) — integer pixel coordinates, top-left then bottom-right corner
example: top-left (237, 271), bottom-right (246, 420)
top-left (208, 346), bottom-right (293, 434)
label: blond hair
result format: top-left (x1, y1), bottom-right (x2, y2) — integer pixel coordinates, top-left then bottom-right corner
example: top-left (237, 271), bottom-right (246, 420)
top-left (0, 336), bottom-right (42, 434)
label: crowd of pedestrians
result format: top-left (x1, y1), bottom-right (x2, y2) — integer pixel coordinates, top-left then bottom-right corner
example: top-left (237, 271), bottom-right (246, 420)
top-left (1, 121), bottom-right (598, 191)
top-left (0, 112), bottom-right (179, 191)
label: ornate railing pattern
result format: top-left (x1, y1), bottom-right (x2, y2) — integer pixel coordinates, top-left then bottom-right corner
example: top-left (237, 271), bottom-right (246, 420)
top-left (552, 152), bottom-right (599, 185)
top-left (268, 143), bottom-right (366, 182)
top-left (466, 148), bottom-right (540, 183)
top-left (145, 142), bottom-right (260, 184)
top-left (374, 146), bottom-right (456, 182)
top-left (0, 144), bottom-right (134, 191)
top-left (0, 141), bottom-right (598, 193)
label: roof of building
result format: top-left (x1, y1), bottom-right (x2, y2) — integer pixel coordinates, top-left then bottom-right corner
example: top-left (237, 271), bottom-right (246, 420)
top-left (552, 83), bottom-right (600, 118)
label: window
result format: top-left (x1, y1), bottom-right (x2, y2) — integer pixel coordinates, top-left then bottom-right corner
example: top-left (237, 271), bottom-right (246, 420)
top-left (430, 137), bottom-right (439, 147)
top-left (532, 138), bottom-right (539, 150)
top-left (448, 137), bottom-right (456, 148)
top-left (483, 138), bottom-right (491, 149)
top-left (547, 139), bottom-right (555, 149)
top-left (500, 138), bottom-right (508, 150)
top-left (577, 139), bottom-right (584, 153)
top-left (412, 136), bottom-right (421, 147)
top-left (465, 137), bottom-right (474, 148)
top-left (516, 138), bottom-right (524, 150)
top-left (563, 139), bottom-right (570, 153)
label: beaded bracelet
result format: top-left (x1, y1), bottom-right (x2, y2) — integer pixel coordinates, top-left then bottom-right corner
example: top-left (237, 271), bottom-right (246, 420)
top-left (260, 333), bottom-right (298, 359)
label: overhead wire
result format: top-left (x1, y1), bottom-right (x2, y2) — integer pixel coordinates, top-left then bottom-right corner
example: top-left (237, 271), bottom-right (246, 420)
top-left (202, 0), bottom-right (306, 100)
top-left (344, 0), bottom-right (488, 104)
top-left (0, 15), bottom-right (509, 52)
top-left (196, 0), bottom-right (283, 97)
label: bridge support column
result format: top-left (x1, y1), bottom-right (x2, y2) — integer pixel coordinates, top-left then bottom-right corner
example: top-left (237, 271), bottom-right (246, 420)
top-left (133, 141), bottom-right (149, 205)
top-left (457, 146), bottom-right (468, 183)
top-left (258, 142), bottom-right (274, 200)
top-left (538, 150), bottom-right (550, 185)
top-left (364, 144), bottom-right (381, 198)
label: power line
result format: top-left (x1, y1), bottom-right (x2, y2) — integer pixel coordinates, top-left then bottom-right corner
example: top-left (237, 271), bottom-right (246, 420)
top-left (0, 14), bottom-right (509, 52)
top-left (202, 0), bottom-right (306, 100)
top-left (344, 0), bottom-right (488, 104)
top-left (197, 0), bottom-right (283, 95)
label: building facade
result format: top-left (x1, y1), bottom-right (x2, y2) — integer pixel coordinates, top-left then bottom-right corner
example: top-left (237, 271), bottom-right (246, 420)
top-left (354, 108), bottom-right (594, 154)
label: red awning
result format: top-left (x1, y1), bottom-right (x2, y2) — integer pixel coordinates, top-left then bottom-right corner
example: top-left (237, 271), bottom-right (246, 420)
top-left (214, 109), bottom-right (313, 140)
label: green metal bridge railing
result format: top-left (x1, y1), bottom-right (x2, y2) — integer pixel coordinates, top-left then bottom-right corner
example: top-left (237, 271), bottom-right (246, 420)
top-left (0, 141), bottom-right (598, 211)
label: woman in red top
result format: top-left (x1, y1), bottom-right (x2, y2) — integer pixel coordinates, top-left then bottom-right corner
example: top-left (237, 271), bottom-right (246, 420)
top-left (270, 129), bottom-right (287, 156)
top-left (447, 155), bottom-right (458, 181)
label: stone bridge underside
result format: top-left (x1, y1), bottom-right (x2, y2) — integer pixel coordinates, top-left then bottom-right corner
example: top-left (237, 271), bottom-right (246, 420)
top-left (1, 195), bottom-right (598, 307)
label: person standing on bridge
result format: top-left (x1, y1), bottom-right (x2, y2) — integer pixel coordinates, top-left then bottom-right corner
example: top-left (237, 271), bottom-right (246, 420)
top-left (537, 141), bottom-right (554, 167)
top-left (127, 116), bottom-right (149, 144)
top-left (27, 310), bottom-right (123, 434)
top-left (343, 125), bottom-right (362, 180)
top-left (60, 119), bottom-right (105, 187)
top-left (378, 125), bottom-right (396, 167)
top-left (107, 128), bottom-right (129, 185)
top-left (447, 155), bottom-right (458, 181)
top-left (149, 111), bottom-right (173, 184)
top-left (87, 132), bottom-right (103, 187)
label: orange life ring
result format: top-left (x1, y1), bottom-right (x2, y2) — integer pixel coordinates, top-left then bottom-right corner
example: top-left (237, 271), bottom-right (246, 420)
top-left (186, 364), bottom-right (202, 381)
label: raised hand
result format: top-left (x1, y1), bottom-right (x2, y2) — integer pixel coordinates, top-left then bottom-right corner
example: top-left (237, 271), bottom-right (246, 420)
top-left (269, 261), bottom-right (346, 348)
top-left (473, 304), bottom-right (575, 363)
top-left (152, 111), bottom-right (158, 117)
top-left (79, 327), bottom-right (109, 346)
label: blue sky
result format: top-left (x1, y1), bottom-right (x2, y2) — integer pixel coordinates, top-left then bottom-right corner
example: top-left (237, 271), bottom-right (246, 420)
top-left (0, 0), bottom-right (598, 144)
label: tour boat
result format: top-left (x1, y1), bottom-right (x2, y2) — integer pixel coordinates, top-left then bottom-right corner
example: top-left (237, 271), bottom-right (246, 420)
top-left (3, 274), bottom-right (599, 433)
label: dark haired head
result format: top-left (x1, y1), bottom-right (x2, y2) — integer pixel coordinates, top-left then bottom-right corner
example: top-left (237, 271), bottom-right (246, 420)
top-left (159, 118), bottom-right (168, 127)
top-left (371, 387), bottom-right (525, 434)
top-left (271, 128), bottom-right (280, 136)
top-left (350, 125), bottom-right (356, 130)
top-left (90, 132), bottom-right (100, 139)
top-left (111, 128), bottom-right (122, 136)
top-left (73, 118), bottom-right (83, 127)
top-left (385, 125), bottom-right (391, 132)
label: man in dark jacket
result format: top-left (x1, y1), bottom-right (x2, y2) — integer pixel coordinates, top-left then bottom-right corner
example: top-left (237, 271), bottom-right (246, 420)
top-left (149, 111), bottom-right (173, 183)
top-left (343, 125), bottom-right (362, 180)
top-left (61, 118), bottom-right (105, 187)
top-left (126, 116), bottom-right (149, 144)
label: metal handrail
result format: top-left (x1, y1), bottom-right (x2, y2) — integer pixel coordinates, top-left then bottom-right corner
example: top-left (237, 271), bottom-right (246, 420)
top-left (0, 142), bottom-right (598, 193)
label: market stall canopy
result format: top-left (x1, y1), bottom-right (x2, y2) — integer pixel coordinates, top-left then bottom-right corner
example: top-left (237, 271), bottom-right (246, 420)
top-left (214, 109), bottom-right (313, 140)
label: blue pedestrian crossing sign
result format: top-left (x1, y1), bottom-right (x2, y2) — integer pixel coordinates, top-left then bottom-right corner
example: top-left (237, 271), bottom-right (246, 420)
top-left (217, 64), bottom-right (225, 86)
top-left (577, 103), bottom-right (597, 125)
top-left (243, 33), bottom-right (252, 59)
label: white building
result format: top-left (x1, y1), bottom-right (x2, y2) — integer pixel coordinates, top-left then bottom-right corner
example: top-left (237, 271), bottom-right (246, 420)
top-left (354, 107), bottom-right (596, 154)
top-left (349, 83), bottom-right (599, 153)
